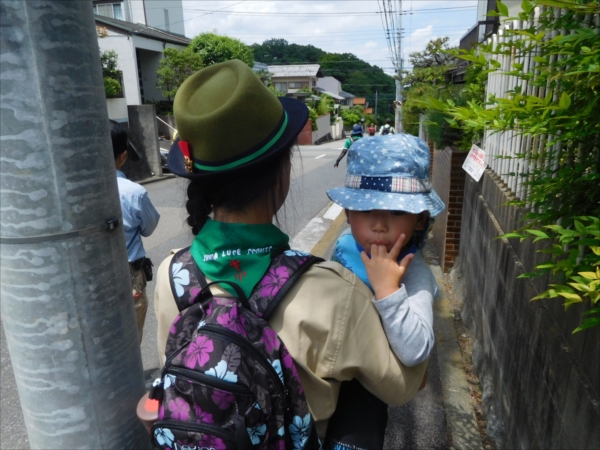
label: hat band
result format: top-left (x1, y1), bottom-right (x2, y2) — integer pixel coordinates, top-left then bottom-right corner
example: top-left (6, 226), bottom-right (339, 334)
top-left (192, 112), bottom-right (289, 172)
top-left (345, 175), bottom-right (431, 193)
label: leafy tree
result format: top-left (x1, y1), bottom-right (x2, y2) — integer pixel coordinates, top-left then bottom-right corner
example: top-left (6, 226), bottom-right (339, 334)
top-left (409, 37), bottom-right (456, 68)
top-left (425, 0), bottom-right (600, 332)
top-left (400, 37), bottom-right (458, 141)
top-left (189, 33), bottom-right (254, 67)
top-left (254, 69), bottom-right (284, 96)
top-left (100, 50), bottom-right (122, 97)
top-left (156, 48), bottom-right (203, 101)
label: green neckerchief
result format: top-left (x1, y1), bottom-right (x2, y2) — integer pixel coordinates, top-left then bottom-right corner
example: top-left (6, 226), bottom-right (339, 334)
top-left (190, 219), bottom-right (290, 298)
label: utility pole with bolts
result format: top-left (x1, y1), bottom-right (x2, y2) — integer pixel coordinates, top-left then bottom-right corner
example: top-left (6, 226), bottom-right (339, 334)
top-left (395, 0), bottom-right (404, 133)
top-left (1, 1), bottom-right (149, 448)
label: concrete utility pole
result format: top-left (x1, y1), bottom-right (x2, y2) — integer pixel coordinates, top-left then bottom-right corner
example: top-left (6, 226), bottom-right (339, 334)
top-left (395, 0), bottom-right (404, 133)
top-left (0, 1), bottom-right (148, 448)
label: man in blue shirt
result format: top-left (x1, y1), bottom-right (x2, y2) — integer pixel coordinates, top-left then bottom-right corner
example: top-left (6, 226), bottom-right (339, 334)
top-left (110, 120), bottom-right (160, 343)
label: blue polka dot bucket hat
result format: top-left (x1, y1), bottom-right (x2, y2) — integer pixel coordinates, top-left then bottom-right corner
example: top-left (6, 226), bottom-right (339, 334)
top-left (327, 134), bottom-right (445, 217)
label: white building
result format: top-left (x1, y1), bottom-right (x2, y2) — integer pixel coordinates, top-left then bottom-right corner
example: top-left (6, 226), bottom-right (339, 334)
top-left (94, 0), bottom-right (189, 122)
top-left (93, 0), bottom-right (185, 36)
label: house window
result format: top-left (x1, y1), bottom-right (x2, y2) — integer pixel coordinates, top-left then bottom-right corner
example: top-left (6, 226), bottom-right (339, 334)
top-left (288, 82), bottom-right (303, 89)
top-left (312, 79), bottom-right (316, 87)
top-left (274, 82), bottom-right (287, 92)
top-left (94, 3), bottom-right (123, 20)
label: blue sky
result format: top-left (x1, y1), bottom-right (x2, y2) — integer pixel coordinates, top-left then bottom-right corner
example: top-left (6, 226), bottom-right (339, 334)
top-left (181, 0), bottom-right (480, 75)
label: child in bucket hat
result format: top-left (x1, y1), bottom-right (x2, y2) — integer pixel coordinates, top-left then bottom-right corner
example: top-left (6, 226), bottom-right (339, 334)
top-left (324, 134), bottom-right (445, 449)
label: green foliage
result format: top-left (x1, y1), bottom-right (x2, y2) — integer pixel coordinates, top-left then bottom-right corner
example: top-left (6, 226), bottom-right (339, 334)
top-left (307, 106), bottom-right (318, 130)
top-left (190, 33), bottom-right (254, 67)
top-left (100, 50), bottom-right (122, 97)
top-left (156, 48), bottom-right (203, 101)
top-left (401, 37), bottom-right (462, 146)
top-left (103, 77), bottom-right (122, 98)
top-left (340, 105), bottom-right (366, 128)
top-left (428, 0), bottom-right (600, 332)
top-left (254, 69), bottom-right (284, 96)
top-left (100, 50), bottom-right (119, 77)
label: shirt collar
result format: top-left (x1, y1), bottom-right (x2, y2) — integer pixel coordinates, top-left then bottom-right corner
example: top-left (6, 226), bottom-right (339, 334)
top-left (116, 170), bottom-right (126, 179)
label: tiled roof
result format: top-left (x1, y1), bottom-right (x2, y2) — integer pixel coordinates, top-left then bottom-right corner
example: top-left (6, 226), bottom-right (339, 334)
top-left (339, 90), bottom-right (356, 99)
top-left (95, 15), bottom-right (190, 45)
top-left (268, 64), bottom-right (323, 77)
top-left (313, 87), bottom-right (344, 101)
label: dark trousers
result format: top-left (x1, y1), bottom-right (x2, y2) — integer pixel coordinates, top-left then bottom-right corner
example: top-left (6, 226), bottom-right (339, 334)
top-left (324, 379), bottom-right (388, 450)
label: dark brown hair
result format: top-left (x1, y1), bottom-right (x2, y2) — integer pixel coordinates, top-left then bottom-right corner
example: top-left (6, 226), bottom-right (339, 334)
top-left (186, 145), bottom-right (294, 235)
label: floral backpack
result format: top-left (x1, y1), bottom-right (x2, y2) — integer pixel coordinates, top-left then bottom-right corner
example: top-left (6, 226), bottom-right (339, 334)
top-left (150, 247), bottom-right (324, 450)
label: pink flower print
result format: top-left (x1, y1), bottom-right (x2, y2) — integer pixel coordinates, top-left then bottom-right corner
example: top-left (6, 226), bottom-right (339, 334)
top-left (216, 307), bottom-right (247, 336)
top-left (212, 389), bottom-right (235, 409)
top-left (183, 335), bottom-right (214, 369)
top-left (194, 404), bottom-right (214, 424)
top-left (262, 328), bottom-right (279, 353)
top-left (169, 315), bottom-right (181, 334)
top-left (189, 287), bottom-right (200, 304)
top-left (199, 435), bottom-right (226, 450)
top-left (260, 266), bottom-right (290, 297)
top-left (168, 397), bottom-right (190, 421)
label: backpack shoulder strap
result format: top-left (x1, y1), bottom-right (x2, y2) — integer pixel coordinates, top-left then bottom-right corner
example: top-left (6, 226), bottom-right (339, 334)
top-left (247, 251), bottom-right (324, 321)
top-left (169, 247), bottom-right (209, 312)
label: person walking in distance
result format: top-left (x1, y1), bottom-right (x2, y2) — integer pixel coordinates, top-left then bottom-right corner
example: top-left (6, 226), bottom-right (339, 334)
top-left (379, 117), bottom-right (396, 135)
top-left (110, 120), bottom-right (160, 343)
top-left (334, 124), bottom-right (363, 168)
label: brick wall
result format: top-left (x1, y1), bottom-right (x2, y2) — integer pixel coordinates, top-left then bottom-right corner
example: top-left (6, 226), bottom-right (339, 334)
top-left (452, 170), bottom-right (600, 449)
top-left (431, 147), bottom-right (467, 272)
top-left (297, 119), bottom-right (313, 145)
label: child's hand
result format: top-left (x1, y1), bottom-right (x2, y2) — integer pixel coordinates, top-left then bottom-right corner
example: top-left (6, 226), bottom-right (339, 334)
top-left (360, 233), bottom-right (414, 300)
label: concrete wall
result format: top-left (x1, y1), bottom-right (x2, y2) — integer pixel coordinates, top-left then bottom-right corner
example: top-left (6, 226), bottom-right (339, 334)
top-left (106, 98), bottom-right (129, 122)
top-left (123, 105), bottom-right (161, 181)
top-left (451, 170), bottom-right (600, 449)
top-left (143, 0), bottom-right (185, 35)
top-left (331, 117), bottom-right (343, 141)
top-left (312, 114), bottom-right (331, 144)
top-left (136, 48), bottom-right (163, 103)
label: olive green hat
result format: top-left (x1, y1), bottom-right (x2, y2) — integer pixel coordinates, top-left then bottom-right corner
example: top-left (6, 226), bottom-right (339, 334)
top-left (168, 59), bottom-right (308, 178)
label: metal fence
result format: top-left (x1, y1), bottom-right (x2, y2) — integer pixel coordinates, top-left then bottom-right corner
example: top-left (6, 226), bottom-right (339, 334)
top-left (481, 7), bottom-right (599, 205)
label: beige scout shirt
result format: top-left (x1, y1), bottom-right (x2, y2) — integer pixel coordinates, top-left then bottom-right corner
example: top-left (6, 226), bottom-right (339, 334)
top-left (154, 253), bottom-right (427, 439)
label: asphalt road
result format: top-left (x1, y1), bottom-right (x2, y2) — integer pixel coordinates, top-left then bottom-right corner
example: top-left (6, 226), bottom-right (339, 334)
top-left (0, 142), bottom-right (347, 450)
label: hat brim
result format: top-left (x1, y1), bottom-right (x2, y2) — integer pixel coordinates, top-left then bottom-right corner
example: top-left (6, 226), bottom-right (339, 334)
top-left (168, 96), bottom-right (308, 179)
top-left (327, 187), bottom-right (446, 218)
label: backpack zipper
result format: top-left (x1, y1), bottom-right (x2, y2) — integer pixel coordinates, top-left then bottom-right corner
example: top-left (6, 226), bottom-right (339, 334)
top-left (167, 366), bottom-right (252, 396)
top-left (152, 420), bottom-right (235, 441)
top-left (199, 324), bottom-right (286, 399)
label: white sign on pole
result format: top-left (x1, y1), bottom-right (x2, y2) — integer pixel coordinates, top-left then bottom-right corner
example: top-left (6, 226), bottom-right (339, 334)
top-left (462, 144), bottom-right (486, 182)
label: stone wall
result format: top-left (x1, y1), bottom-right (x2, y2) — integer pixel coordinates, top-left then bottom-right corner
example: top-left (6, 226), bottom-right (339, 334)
top-left (451, 170), bottom-right (599, 449)
top-left (431, 147), bottom-right (467, 272)
top-left (122, 105), bottom-right (162, 182)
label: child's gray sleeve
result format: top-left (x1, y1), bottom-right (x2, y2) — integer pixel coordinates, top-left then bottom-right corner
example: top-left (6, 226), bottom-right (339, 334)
top-left (371, 252), bottom-right (436, 366)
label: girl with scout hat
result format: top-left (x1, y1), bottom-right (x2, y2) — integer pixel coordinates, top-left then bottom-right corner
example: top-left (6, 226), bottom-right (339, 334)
top-left (153, 59), bottom-right (426, 446)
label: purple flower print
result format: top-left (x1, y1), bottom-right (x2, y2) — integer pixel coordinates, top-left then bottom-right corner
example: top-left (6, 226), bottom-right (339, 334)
top-left (199, 435), bottom-right (226, 450)
top-left (262, 328), bottom-right (279, 353)
top-left (282, 350), bottom-right (294, 369)
top-left (183, 336), bottom-right (214, 369)
top-left (216, 307), bottom-right (247, 336)
top-left (168, 397), bottom-right (190, 421)
top-left (189, 287), bottom-right (200, 304)
top-left (260, 266), bottom-right (290, 297)
top-left (158, 405), bottom-right (165, 420)
top-left (212, 389), bottom-right (235, 409)
top-left (194, 404), bottom-right (214, 424)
